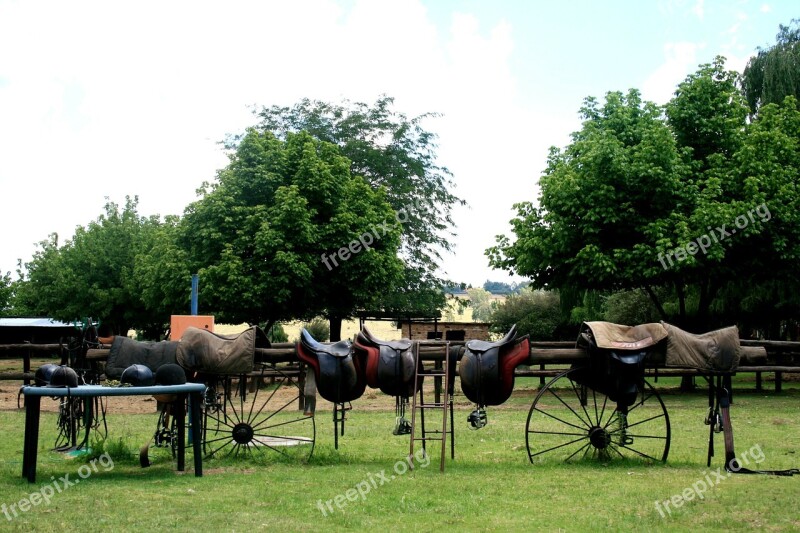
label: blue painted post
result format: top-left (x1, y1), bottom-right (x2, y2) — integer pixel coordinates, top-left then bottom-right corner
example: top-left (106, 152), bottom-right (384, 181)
top-left (189, 273), bottom-right (199, 445)
top-left (190, 274), bottom-right (199, 315)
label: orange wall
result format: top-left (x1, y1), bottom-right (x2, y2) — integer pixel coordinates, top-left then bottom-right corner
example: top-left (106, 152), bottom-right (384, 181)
top-left (170, 315), bottom-right (214, 340)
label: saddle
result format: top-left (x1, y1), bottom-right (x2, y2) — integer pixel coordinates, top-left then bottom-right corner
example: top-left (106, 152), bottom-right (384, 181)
top-left (576, 321), bottom-right (667, 408)
top-left (296, 329), bottom-right (367, 404)
top-left (459, 325), bottom-right (530, 408)
top-left (354, 327), bottom-right (421, 398)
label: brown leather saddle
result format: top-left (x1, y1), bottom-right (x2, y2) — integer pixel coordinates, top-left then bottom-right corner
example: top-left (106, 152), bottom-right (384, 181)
top-left (296, 329), bottom-right (366, 405)
top-left (459, 325), bottom-right (530, 428)
top-left (354, 327), bottom-right (420, 398)
top-left (353, 327), bottom-right (421, 435)
top-left (296, 329), bottom-right (367, 449)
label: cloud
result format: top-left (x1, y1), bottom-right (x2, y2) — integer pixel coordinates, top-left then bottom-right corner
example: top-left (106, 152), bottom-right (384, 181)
top-left (691, 0), bottom-right (705, 20)
top-left (0, 0), bottom-right (530, 285)
top-left (641, 42), bottom-right (702, 104)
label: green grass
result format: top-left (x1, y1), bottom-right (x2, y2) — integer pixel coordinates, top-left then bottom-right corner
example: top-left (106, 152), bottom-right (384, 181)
top-left (0, 381), bottom-right (798, 532)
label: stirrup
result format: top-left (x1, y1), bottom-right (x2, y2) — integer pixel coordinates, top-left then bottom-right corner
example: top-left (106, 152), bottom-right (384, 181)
top-left (467, 408), bottom-right (487, 430)
top-left (393, 417), bottom-right (411, 435)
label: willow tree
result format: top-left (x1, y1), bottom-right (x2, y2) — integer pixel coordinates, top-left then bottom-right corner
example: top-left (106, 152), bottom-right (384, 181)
top-left (741, 19), bottom-right (800, 116)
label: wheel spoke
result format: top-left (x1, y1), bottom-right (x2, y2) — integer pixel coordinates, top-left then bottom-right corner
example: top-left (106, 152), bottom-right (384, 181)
top-left (570, 379), bottom-right (595, 428)
top-left (529, 434), bottom-right (590, 459)
top-left (533, 406), bottom-right (591, 433)
top-left (545, 387), bottom-right (592, 428)
top-left (565, 441), bottom-right (593, 462)
top-left (528, 430), bottom-right (589, 438)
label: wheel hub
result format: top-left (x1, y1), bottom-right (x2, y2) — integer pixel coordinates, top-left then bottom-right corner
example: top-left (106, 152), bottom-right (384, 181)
top-left (232, 423), bottom-right (255, 444)
top-left (588, 426), bottom-right (611, 449)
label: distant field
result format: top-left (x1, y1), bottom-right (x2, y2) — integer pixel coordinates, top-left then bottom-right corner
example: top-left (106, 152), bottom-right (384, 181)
top-left (215, 294), bottom-right (492, 342)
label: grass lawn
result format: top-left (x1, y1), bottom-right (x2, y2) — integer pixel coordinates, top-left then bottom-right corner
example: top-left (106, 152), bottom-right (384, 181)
top-left (0, 377), bottom-right (798, 532)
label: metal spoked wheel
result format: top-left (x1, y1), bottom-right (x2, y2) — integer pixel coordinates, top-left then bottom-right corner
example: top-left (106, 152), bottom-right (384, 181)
top-left (526, 368), bottom-right (670, 464)
top-left (202, 365), bottom-right (315, 462)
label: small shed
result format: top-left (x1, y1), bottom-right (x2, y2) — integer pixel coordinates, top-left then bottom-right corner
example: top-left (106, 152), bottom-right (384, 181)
top-left (396, 320), bottom-right (491, 341)
top-left (0, 317), bottom-right (80, 345)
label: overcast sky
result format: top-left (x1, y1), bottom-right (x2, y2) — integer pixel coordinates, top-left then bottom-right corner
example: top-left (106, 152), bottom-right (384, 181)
top-left (0, 0), bottom-right (795, 287)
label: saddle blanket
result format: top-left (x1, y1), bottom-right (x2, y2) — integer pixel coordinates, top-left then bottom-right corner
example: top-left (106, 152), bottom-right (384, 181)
top-left (106, 337), bottom-right (179, 379)
top-left (177, 326), bottom-right (264, 375)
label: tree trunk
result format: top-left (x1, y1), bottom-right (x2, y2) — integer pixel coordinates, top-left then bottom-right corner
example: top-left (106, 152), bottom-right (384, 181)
top-left (675, 282), bottom-right (686, 325)
top-left (329, 315), bottom-right (343, 342)
top-left (643, 285), bottom-right (668, 321)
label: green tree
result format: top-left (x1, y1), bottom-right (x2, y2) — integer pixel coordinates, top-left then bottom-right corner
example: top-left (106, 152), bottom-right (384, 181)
top-left (489, 60), bottom-right (800, 336)
top-left (709, 96), bottom-right (800, 335)
top-left (466, 287), bottom-right (494, 322)
top-left (603, 289), bottom-right (662, 325)
top-left (0, 270), bottom-right (13, 316)
top-left (487, 89), bottom-right (692, 321)
top-left (741, 20), bottom-right (800, 116)
top-left (256, 96), bottom-right (462, 316)
top-left (489, 289), bottom-right (567, 341)
top-left (179, 130), bottom-right (404, 340)
top-left (15, 197), bottom-right (171, 336)
top-left (483, 280), bottom-right (515, 294)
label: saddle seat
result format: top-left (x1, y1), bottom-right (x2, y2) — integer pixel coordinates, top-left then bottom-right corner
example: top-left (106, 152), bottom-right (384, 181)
top-left (296, 329), bottom-right (366, 404)
top-left (354, 327), bottom-right (420, 398)
top-left (459, 325), bottom-right (530, 407)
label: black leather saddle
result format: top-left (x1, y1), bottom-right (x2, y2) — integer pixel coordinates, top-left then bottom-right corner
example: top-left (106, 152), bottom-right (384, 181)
top-left (296, 329), bottom-right (366, 404)
top-left (459, 325), bottom-right (530, 408)
top-left (576, 321), bottom-right (665, 408)
top-left (354, 327), bottom-right (421, 398)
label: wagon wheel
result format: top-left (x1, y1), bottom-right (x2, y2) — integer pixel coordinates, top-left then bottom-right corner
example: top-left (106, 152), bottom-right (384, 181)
top-left (526, 368), bottom-right (670, 464)
top-left (202, 365), bottom-right (315, 462)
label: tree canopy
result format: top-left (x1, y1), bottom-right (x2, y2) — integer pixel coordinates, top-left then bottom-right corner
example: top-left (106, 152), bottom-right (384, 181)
top-left (14, 197), bottom-right (176, 336)
top-left (488, 57), bottom-right (800, 335)
top-left (179, 129), bottom-right (404, 339)
top-left (0, 270), bottom-right (13, 317)
top-left (741, 19), bottom-right (800, 116)
top-left (255, 96), bottom-right (462, 315)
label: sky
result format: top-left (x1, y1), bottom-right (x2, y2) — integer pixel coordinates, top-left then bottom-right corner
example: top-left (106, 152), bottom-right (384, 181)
top-left (0, 0), bottom-right (796, 287)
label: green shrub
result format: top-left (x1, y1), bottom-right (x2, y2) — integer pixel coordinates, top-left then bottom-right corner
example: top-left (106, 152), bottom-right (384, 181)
top-left (302, 317), bottom-right (329, 342)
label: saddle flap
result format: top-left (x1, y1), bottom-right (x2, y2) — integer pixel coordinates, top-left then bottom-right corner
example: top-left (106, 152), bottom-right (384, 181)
top-left (465, 324), bottom-right (518, 354)
top-left (300, 329), bottom-right (352, 357)
top-left (357, 327), bottom-right (413, 351)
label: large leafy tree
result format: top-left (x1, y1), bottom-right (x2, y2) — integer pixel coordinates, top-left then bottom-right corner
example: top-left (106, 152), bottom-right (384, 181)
top-left (487, 88), bottom-right (693, 321)
top-left (741, 20), bottom-right (800, 116)
top-left (179, 130), bottom-right (404, 340)
top-left (15, 197), bottom-right (172, 336)
top-left (709, 96), bottom-right (800, 335)
top-left (255, 96), bottom-right (463, 315)
top-left (488, 59), bottom-right (800, 335)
